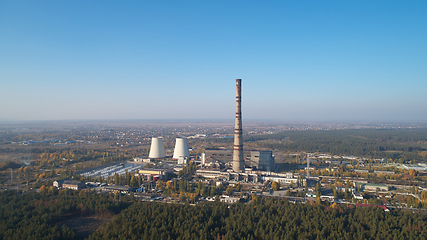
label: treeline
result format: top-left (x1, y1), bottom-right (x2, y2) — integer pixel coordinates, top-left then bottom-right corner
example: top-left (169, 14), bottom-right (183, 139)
top-left (0, 132), bottom-right (64, 143)
top-left (245, 129), bottom-right (427, 161)
top-left (2, 189), bottom-right (427, 239)
top-left (88, 197), bottom-right (427, 240)
top-left (0, 161), bottom-right (22, 171)
top-left (0, 189), bottom-right (130, 240)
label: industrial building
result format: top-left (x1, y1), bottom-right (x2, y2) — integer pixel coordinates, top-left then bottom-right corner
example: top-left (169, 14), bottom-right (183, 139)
top-left (101, 185), bottom-right (134, 194)
top-left (195, 169), bottom-right (304, 185)
top-left (196, 169), bottom-right (260, 182)
top-left (262, 174), bottom-right (303, 185)
top-left (53, 179), bottom-right (84, 190)
top-left (138, 169), bottom-right (166, 175)
top-left (204, 149), bottom-right (275, 171)
top-left (249, 151), bottom-right (275, 171)
top-left (219, 195), bottom-right (240, 204)
top-left (356, 183), bottom-right (389, 191)
top-left (79, 162), bottom-right (143, 179)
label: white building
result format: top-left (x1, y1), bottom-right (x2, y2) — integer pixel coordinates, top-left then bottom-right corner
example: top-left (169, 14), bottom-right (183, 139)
top-left (219, 195), bottom-right (240, 203)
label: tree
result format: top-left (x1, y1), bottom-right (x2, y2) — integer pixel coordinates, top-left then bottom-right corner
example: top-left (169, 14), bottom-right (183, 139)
top-left (315, 182), bottom-right (321, 197)
top-left (166, 181), bottom-right (173, 193)
top-left (226, 187), bottom-right (232, 195)
top-left (271, 181), bottom-right (280, 191)
top-left (421, 191), bottom-right (427, 202)
top-left (40, 185), bottom-right (47, 194)
top-left (173, 180), bottom-right (178, 191)
top-left (409, 169), bottom-right (417, 177)
top-left (210, 186), bottom-right (217, 197)
top-left (346, 179), bottom-right (351, 188)
top-left (130, 176), bottom-right (138, 187)
top-left (333, 186), bottom-right (337, 199)
top-left (114, 173), bottom-right (120, 185)
top-left (114, 190), bottom-right (120, 200)
top-left (252, 194), bottom-right (258, 203)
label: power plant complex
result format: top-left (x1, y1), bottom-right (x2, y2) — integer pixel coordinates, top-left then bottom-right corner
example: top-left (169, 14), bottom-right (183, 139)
top-left (142, 79), bottom-right (275, 175)
top-left (202, 79), bottom-right (275, 172)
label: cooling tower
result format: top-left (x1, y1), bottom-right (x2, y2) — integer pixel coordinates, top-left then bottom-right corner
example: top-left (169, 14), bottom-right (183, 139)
top-left (173, 137), bottom-right (190, 159)
top-left (233, 79), bottom-right (245, 172)
top-left (149, 137), bottom-right (166, 159)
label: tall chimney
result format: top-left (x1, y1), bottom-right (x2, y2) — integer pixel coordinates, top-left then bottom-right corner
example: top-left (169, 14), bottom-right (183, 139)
top-left (233, 79), bottom-right (244, 172)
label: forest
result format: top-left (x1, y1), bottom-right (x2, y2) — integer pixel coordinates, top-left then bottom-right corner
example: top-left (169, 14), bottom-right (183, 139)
top-left (244, 129), bottom-right (427, 162)
top-left (2, 189), bottom-right (427, 239)
top-left (89, 197), bottom-right (427, 240)
top-left (0, 189), bottom-right (130, 240)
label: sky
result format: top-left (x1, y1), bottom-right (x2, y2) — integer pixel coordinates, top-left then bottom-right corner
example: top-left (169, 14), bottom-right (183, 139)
top-left (1, 1), bottom-right (426, 122)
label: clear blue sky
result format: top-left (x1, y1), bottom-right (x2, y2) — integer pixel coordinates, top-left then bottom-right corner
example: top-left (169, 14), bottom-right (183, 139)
top-left (1, 1), bottom-right (426, 121)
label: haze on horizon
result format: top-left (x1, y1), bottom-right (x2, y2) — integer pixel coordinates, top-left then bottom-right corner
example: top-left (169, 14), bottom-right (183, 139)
top-left (1, 1), bottom-right (426, 122)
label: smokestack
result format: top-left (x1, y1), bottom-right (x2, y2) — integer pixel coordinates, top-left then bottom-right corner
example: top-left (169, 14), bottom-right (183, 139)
top-left (233, 79), bottom-right (244, 172)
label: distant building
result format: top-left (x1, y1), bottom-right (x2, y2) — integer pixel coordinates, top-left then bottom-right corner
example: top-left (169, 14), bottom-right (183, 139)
top-left (205, 149), bottom-right (233, 162)
top-left (353, 169), bottom-right (369, 173)
top-left (356, 183), bottom-right (388, 191)
top-left (374, 170), bottom-right (395, 175)
top-left (196, 169), bottom-right (229, 179)
top-left (61, 180), bottom-right (84, 190)
top-left (320, 188), bottom-right (335, 201)
top-left (219, 195), bottom-right (240, 204)
top-left (306, 193), bottom-right (316, 198)
top-left (342, 156), bottom-right (358, 160)
top-left (353, 192), bottom-right (364, 200)
top-left (336, 187), bottom-right (355, 193)
top-left (101, 185), bottom-right (133, 194)
top-left (330, 160), bottom-right (351, 165)
top-left (53, 179), bottom-right (65, 188)
top-left (139, 169), bottom-right (165, 175)
top-left (177, 156), bottom-right (187, 165)
top-left (134, 157), bottom-right (152, 163)
top-left (401, 165), bottom-right (426, 171)
top-left (262, 175), bottom-right (304, 185)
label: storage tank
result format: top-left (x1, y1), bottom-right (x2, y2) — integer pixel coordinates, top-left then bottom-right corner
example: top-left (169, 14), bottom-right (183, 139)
top-left (173, 137), bottom-right (190, 159)
top-left (149, 137), bottom-right (166, 159)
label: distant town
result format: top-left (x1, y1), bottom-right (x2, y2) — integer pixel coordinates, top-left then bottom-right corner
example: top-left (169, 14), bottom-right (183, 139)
top-left (1, 119), bottom-right (427, 211)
